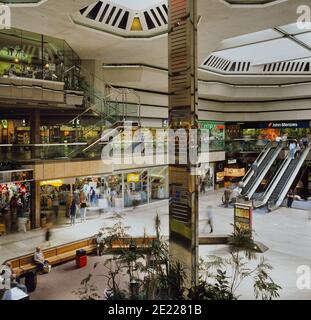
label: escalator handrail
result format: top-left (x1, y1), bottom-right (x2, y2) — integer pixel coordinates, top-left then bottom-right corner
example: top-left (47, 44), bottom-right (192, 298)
top-left (241, 141), bottom-right (273, 184)
top-left (268, 144), bottom-right (311, 210)
top-left (253, 152), bottom-right (291, 208)
top-left (242, 141), bottom-right (282, 192)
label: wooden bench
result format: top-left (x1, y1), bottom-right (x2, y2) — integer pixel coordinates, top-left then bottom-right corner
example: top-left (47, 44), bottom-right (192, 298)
top-left (5, 238), bottom-right (97, 277)
top-left (109, 237), bottom-right (156, 252)
top-left (5, 236), bottom-right (156, 277)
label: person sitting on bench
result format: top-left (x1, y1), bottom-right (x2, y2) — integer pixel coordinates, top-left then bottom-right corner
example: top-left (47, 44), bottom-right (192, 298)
top-left (33, 247), bottom-right (48, 272)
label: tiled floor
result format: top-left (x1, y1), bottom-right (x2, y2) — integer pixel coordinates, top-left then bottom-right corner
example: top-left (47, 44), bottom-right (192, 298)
top-left (1, 190), bottom-right (311, 299)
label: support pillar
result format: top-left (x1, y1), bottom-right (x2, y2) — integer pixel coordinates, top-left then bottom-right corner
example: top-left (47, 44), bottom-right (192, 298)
top-left (168, 0), bottom-right (199, 287)
top-left (31, 181), bottom-right (41, 229)
top-left (30, 108), bottom-right (41, 159)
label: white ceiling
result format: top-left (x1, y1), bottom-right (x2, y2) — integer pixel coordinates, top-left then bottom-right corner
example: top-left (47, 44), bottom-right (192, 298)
top-left (6, 0), bottom-right (311, 86)
top-left (110, 0), bottom-right (165, 10)
top-left (214, 38), bottom-right (311, 65)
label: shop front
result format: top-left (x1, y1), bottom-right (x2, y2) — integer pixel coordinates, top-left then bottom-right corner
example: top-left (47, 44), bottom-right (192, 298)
top-left (0, 169), bottom-right (33, 235)
top-left (198, 120), bottom-right (225, 152)
top-left (39, 167), bottom-right (168, 225)
top-left (215, 162), bottom-right (226, 189)
top-left (198, 163), bottom-right (215, 192)
top-left (226, 120), bottom-right (311, 142)
top-left (224, 167), bottom-right (246, 188)
top-left (149, 167), bottom-right (169, 202)
top-left (0, 27), bottom-right (80, 88)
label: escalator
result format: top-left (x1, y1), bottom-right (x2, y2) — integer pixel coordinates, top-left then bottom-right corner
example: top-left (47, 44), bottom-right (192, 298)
top-left (266, 145), bottom-right (311, 211)
top-left (242, 142), bottom-right (284, 199)
top-left (253, 153), bottom-right (291, 208)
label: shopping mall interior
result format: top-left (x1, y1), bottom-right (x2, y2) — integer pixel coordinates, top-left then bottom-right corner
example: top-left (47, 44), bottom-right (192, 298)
top-left (1, 0), bottom-right (311, 301)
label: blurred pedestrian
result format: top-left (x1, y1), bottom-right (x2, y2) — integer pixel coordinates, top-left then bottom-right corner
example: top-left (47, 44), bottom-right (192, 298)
top-left (44, 222), bottom-right (52, 246)
top-left (287, 189), bottom-right (295, 208)
top-left (206, 205), bottom-right (214, 233)
top-left (70, 199), bottom-right (77, 225)
top-left (224, 188), bottom-right (231, 208)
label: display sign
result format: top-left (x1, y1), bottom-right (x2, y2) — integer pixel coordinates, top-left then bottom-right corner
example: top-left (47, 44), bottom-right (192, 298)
top-left (127, 173), bottom-right (140, 183)
top-left (40, 179), bottom-right (64, 187)
top-left (227, 159), bottom-right (237, 164)
top-left (224, 168), bottom-right (245, 177)
top-left (234, 203), bottom-right (252, 235)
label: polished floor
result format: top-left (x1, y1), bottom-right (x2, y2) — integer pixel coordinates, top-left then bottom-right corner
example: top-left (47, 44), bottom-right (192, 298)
top-left (1, 190), bottom-right (311, 300)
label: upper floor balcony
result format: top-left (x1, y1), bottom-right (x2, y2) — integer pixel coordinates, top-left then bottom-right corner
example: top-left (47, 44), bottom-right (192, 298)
top-left (0, 27), bottom-right (84, 106)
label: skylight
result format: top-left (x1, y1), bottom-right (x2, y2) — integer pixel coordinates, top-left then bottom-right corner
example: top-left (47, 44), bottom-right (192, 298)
top-left (202, 22), bottom-right (311, 75)
top-left (111, 0), bottom-right (167, 11)
top-left (73, 0), bottom-right (168, 38)
top-left (214, 38), bottom-right (311, 65)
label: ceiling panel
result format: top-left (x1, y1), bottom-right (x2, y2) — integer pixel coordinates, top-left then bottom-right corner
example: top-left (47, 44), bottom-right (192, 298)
top-left (214, 38), bottom-right (311, 65)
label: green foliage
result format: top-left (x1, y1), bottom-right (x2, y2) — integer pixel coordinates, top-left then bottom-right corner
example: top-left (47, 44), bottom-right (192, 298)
top-left (75, 217), bottom-right (281, 300)
top-left (195, 226), bottom-right (282, 300)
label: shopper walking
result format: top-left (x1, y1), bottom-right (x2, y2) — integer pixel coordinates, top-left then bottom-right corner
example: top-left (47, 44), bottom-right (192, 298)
top-left (224, 188), bottom-right (231, 208)
top-left (70, 199), bottom-right (77, 225)
top-left (80, 191), bottom-right (87, 223)
top-left (206, 205), bottom-right (214, 234)
top-left (287, 189), bottom-right (295, 208)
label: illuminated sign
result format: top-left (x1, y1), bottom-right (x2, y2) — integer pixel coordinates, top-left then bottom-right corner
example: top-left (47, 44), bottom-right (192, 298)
top-left (224, 168), bottom-right (245, 177)
top-left (127, 173), bottom-right (140, 183)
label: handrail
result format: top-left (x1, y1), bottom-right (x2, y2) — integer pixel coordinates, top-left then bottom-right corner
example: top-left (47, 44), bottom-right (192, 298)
top-left (268, 144), bottom-right (311, 211)
top-left (253, 153), bottom-right (291, 208)
top-left (68, 64), bottom-right (141, 124)
top-left (243, 141), bottom-right (283, 198)
top-left (241, 141), bottom-right (272, 184)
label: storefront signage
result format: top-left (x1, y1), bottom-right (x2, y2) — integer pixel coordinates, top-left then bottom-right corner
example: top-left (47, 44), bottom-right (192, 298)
top-left (198, 120), bottom-right (225, 130)
top-left (224, 168), bottom-right (245, 177)
top-left (227, 159), bottom-right (237, 164)
top-left (40, 180), bottom-right (64, 187)
top-left (234, 203), bottom-right (252, 235)
top-left (0, 169), bottom-right (33, 184)
top-left (239, 120), bottom-right (310, 129)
